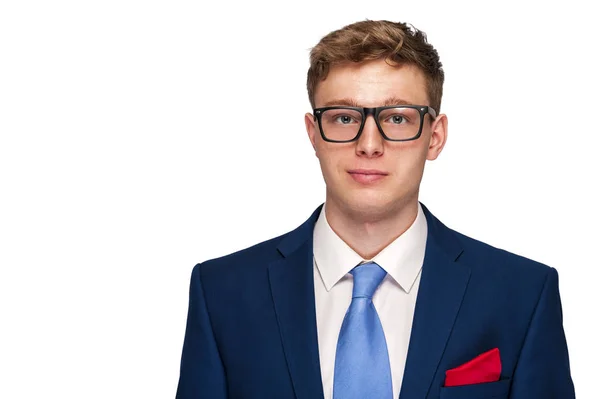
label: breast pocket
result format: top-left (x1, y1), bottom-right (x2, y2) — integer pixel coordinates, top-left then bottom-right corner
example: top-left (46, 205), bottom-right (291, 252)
top-left (439, 378), bottom-right (511, 399)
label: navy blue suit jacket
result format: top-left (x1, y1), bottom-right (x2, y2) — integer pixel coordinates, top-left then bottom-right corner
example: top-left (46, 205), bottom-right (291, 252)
top-left (176, 203), bottom-right (575, 398)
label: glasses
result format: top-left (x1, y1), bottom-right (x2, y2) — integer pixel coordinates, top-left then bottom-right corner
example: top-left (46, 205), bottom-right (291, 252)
top-left (312, 105), bottom-right (437, 143)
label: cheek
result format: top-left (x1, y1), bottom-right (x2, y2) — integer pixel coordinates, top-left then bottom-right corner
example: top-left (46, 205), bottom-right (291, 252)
top-left (390, 143), bottom-right (428, 174)
top-left (316, 144), bottom-right (343, 167)
top-left (316, 149), bottom-right (351, 184)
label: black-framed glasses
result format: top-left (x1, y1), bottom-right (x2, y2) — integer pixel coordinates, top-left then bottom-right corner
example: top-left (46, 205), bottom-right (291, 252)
top-left (312, 105), bottom-right (437, 143)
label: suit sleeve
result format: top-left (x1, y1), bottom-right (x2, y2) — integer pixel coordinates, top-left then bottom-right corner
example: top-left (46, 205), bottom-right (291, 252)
top-left (176, 264), bottom-right (227, 399)
top-left (510, 267), bottom-right (576, 398)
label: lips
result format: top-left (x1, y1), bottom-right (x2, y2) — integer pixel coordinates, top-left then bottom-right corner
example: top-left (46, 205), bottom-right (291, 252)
top-left (348, 169), bottom-right (388, 176)
top-left (348, 169), bottom-right (388, 184)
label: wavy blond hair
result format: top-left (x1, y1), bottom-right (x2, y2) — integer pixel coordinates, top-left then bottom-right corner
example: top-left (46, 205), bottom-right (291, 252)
top-left (307, 20), bottom-right (444, 113)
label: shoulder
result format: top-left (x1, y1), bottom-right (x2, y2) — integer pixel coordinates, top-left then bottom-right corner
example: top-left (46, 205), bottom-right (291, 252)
top-left (191, 230), bottom-right (288, 282)
top-left (421, 203), bottom-right (554, 281)
top-left (190, 204), bottom-right (322, 284)
top-left (449, 226), bottom-right (557, 295)
top-left (421, 201), bottom-right (555, 281)
top-left (457, 228), bottom-right (550, 271)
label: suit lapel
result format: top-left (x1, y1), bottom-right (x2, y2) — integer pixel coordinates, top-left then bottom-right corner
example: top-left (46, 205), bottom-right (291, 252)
top-left (267, 202), bottom-right (470, 399)
top-left (268, 205), bottom-right (325, 399)
top-left (399, 203), bottom-right (471, 399)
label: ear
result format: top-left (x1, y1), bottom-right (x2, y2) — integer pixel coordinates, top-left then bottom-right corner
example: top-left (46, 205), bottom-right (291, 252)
top-left (426, 113), bottom-right (448, 161)
top-left (305, 113), bottom-right (319, 154)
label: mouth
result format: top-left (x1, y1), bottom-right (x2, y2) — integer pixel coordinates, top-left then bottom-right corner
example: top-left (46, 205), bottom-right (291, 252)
top-left (348, 169), bottom-right (388, 176)
top-left (347, 169), bottom-right (388, 184)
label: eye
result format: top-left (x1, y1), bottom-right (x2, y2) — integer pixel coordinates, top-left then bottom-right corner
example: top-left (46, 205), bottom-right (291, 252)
top-left (334, 114), bottom-right (358, 124)
top-left (387, 114), bottom-right (406, 124)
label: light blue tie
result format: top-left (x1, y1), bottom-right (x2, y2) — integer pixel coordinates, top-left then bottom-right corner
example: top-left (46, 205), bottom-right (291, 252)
top-left (333, 262), bottom-right (393, 399)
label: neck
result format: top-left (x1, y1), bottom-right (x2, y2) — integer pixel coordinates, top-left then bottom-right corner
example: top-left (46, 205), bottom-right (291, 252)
top-left (324, 194), bottom-right (419, 260)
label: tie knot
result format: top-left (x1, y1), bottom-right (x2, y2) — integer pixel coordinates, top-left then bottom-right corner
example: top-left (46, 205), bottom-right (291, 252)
top-left (350, 262), bottom-right (387, 299)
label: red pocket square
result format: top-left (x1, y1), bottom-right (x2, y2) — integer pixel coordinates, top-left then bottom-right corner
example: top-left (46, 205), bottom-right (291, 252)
top-left (444, 347), bottom-right (501, 387)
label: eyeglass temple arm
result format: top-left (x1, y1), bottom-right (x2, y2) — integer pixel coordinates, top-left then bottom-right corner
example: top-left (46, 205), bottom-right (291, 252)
top-left (427, 107), bottom-right (437, 119)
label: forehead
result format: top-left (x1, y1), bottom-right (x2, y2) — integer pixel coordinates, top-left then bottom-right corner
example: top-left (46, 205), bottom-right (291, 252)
top-left (314, 59), bottom-right (429, 108)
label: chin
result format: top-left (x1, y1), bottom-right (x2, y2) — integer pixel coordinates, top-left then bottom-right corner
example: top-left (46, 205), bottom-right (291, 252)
top-left (343, 194), bottom-right (392, 213)
top-left (338, 187), bottom-right (414, 212)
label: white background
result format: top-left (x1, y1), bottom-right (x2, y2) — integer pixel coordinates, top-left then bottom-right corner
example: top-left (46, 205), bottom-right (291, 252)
top-left (1, 0), bottom-right (598, 397)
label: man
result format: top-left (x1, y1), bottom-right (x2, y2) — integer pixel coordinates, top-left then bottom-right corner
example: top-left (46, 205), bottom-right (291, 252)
top-left (176, 20), bottom-right (575, 398)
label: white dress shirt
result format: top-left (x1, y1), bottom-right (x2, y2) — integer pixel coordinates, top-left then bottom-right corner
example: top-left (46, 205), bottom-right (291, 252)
top-left (313, 202), bottom-right (428, 399)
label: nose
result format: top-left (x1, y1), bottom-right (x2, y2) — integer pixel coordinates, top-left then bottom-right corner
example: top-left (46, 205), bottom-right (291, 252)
top-left (356, 114), bottom-right (384, 157)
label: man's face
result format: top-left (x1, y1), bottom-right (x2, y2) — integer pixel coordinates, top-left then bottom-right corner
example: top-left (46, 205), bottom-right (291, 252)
top-left (305, 59), bottom-right (447, 219)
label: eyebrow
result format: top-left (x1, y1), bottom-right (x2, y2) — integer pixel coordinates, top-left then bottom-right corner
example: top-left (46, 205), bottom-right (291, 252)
top-left (322, 97), bottom-right (413, 107)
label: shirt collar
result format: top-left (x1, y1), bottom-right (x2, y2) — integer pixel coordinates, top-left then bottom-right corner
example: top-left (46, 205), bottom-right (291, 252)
top-left (313, 202), bottom-right (428, 293)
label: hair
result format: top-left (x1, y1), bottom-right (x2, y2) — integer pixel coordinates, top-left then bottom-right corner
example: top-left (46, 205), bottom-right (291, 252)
top-left (307, 20), bottom-right (444, 113)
